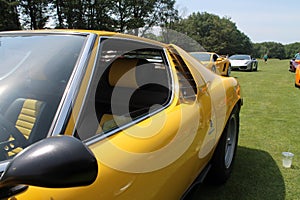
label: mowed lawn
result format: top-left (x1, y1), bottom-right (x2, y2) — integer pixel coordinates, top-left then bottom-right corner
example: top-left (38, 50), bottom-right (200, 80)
top-left (191, 59), bottom-right (300, 200)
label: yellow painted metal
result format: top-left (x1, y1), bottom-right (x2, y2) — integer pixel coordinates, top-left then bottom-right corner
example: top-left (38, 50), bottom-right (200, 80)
top-left (11, 30), bottom-right (241, 200)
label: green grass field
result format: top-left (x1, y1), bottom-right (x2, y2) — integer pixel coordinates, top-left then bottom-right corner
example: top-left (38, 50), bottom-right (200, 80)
top-left (191, 59), bottom-right (300, 200)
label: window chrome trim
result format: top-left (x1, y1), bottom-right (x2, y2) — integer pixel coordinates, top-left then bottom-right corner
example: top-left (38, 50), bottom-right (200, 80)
top-left (50, 33), bottom-right (97, 136)
top-left (69, 36), bottom-right (102, 138)
top-left (84, 38), bottom-right (175, 146)
top-left (0, 161), bottom-right (7, 174)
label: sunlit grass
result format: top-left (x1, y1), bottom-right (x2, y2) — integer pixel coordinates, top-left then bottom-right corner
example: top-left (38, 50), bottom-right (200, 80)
top-left (191, 59), bottom-right (300, 199)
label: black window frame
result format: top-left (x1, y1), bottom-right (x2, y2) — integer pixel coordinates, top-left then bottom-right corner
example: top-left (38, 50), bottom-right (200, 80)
top-left (75, 37), bottom-right (174, 143)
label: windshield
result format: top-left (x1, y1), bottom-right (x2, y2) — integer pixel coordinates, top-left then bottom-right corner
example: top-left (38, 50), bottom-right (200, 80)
top-left (190, 52), bottom-right (211, 62)
top-left (0, 33), bottom-right (86, 163)
top-left (229, 55), bottom-right (251, 60)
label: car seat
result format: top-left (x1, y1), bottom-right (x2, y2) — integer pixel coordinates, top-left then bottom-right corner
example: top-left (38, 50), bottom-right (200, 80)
top-left (96, 57), bottom-right (170, 132)
top-left (4, 98), bottom-right (47, 157)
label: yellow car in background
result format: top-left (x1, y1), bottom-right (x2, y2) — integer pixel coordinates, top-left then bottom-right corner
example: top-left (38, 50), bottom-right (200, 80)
top-left (190, 52), bottom-right (231, 76)
top-left (0, 30), bottom-right (242, 199)
top-left (295, 66), bottom-right (300, 88)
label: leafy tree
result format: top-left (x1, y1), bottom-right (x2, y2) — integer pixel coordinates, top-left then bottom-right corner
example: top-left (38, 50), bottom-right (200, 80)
top-left (157, 0), bottom-right (178, 29)
top-left (143, 0), bottom-right (178, 35)
top-left (252, 42), bottom-right (286, 59)
top-left (0, 0), bottom-right (21, 30)
top-left (252, 43), bottom-right (267, 58)
top-left (48, 0), bottom-right (177, 33)
top-left (53, 0), bottom-right (86, 29)
top-left (50, 0), bottom-right (114, 29)
top-left (285, 42), bottom-right (300, 59)
top-left (1, 0), bottom-right (178, 32)
top-left (85, 0), bottom-right (115, 30)
top-left (19, 0), bottom-right (49, 29)
top-left (172, 12), bottom-right (253, 55)
top-left (111, 0), bottom-right (178, 35)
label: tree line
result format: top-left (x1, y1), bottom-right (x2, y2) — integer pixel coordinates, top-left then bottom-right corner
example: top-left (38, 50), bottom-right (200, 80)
top-left (170, 12), bottom-right (299, 59)
top-left (1, 0), bottom-right (178, 34)
top-left (1, 1), bottom-right (298, 59)
top-left (253, 42), bottom-right (300, 59)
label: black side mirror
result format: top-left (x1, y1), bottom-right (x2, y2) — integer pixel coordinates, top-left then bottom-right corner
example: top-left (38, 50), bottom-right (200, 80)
top-left (0, 136), bottom-right (98, 198)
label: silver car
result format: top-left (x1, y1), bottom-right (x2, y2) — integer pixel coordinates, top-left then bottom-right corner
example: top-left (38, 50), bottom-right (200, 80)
top-left (229, 54), bottom-right (258, 71)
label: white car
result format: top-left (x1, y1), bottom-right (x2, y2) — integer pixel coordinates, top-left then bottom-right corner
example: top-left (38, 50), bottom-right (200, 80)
top-left (229, 54), bottom-right (258, 71)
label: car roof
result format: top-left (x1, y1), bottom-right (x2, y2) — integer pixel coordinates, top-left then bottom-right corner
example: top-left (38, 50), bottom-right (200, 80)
top-left (190, 51), bottom-right (215, 55)
top-left (0, 29), bottom-right (168, 48)
top-left (230, 54), bottom-right (250, 56)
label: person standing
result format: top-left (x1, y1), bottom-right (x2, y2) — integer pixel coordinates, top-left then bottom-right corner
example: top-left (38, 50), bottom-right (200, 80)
top-left (263, 54), bottom-right (268, 63)
top-left (295, 51), bottom-right (300, 60)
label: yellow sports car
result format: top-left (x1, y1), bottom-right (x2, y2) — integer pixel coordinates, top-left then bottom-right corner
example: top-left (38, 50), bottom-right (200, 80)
top-left (190, 52), bottom-right (231, 76)
top-left (0, 30), bottom-right (242, 199)
top-left (295, 66), bottom-right (300, 88)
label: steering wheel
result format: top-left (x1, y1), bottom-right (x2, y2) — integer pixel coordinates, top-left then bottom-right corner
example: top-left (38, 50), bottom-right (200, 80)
top-left (0, 114), bottom-right (28, 160)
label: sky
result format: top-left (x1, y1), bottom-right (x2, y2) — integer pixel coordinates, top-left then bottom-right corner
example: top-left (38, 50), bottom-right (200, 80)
top-left (175, 0), bottom-right (300, 44)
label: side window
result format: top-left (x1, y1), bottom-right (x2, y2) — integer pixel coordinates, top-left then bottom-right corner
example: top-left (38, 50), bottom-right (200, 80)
top-left (168, 46), bottom-right (197, 103)
top-left (75, 38), bottom-right (172, 141)
top-left (213, 54), bottom-right (218, 61)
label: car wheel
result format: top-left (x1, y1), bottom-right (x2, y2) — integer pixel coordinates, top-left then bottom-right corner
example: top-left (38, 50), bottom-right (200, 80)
top-left (211, 65), bottom-right (217, 73)
top-left (249, 63), bottom-right (253, 71)
top-left (254, 63), bottom-right (258, 71)
top-left (226, 64), bottom-right (231, 76)
top-left (205, 105), bottom-right (240, 185)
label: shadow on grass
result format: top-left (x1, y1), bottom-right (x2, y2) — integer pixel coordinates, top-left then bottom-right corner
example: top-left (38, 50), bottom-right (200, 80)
top-left (190, 146), bottom-right (285, 200)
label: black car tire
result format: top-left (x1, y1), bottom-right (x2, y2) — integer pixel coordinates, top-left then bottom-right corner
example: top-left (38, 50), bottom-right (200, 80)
top-left (253, 63), bottom-right (258, 71)
top-left (249, 63), bottom-right (253, 71)
top-left (212, 65), bottom-right (217, 73)
top-left (205, 105), bottom-right (240, 185)
top-left (226, 64), bottom-right (231, 77)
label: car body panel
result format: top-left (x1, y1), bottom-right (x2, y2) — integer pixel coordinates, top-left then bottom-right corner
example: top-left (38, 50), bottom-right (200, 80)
top-left (295, 66), bottom-right (300, 88)
top-left (0, 30), bottom-right (242, 199)
top-left (290, 59), bottom-right (300, 73)
top-left (190, 52), bottom-right (231, 76)
top-left (229, 54), bottom-right (258, 71)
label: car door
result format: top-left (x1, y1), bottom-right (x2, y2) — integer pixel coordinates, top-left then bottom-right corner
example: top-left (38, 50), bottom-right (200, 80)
top-left (66, 38), bottom-right (216, 199)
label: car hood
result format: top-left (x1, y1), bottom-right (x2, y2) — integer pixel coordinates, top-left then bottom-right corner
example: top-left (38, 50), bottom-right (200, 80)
top-left (293, 59), bottom-right (300, 64)
top-left (229, 60), bottom-right (250, 66)
top-left (200, 61), bottom-right (211, 67)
